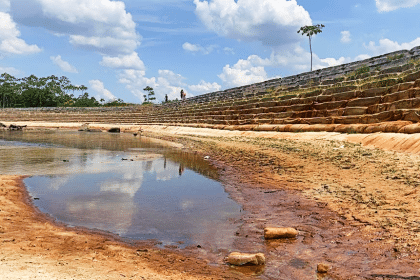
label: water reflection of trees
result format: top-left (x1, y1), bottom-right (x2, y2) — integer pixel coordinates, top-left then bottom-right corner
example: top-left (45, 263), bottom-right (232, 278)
top-left (163, 150), bottom-right (219, 181)
top-left (144, 161), bottom-right (153, 172)
top-left (0, 130), bottom-right (220, 180)
top-left (178, 163), bottom-right (184, 176)
top-left (0, 130), bottom-right (164, 151)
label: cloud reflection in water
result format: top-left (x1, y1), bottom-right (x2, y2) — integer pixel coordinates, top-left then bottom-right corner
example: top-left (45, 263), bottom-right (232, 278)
top-left (25, 152), bottom-right (241, 248)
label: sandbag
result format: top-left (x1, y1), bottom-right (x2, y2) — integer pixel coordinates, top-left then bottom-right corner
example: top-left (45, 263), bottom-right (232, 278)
top-left (398, 123), bottom-right (420, 134)
top-left (264, 227), bottom-right (298, 239)
top-left (227, 252), bottom-right (265, 266)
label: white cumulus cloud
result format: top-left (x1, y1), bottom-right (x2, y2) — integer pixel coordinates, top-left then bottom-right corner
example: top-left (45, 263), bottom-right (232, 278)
top-left (341, 31), bottom-right (351, 44)
top-left (182, 42), bottom-right (201, 52)
top-left (10, 0), bottom-right (146, 101)
top-left (193, 0), bottom-right (312, 46)
top-left (50, 55), bottom-right (78, 73)
top-left (376, 0), bottom-right (420, 12)
top-left (118, 69), bottom-right (185, 102)
top-left (182, 42), bottom-right (218, 55)
top-left (188, 80), bottom-right (221, 94)
top-left (11, 0), bottom-right (140, 56)
top-left (118, 69), bottom-right (221, 102)
top-left (0, 65), bottom-right (20, 76)
top-left (217, 43), bottom-right (375, 88)
top-left (364, 38), bottom-right (420, 55)
top-left (69, 35), bottom-right (139, 55)
top-left (89, 79), bottom-right (116, 101)
top-left (218, 57), bottom-right (268, 88)
top-left (0, 12), bottom-right (41, 55)
top-left (100, 52), bottom-right (145, 70)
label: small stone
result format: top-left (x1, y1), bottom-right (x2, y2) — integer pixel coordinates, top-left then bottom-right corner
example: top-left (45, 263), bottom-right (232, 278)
top-left (317, 263), bottom-right (329, 273)
top-left (227, 252), bottom-right (265, 266)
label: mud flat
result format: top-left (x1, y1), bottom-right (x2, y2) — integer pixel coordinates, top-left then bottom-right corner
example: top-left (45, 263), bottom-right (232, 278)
top-left (1, 122), bottom-right (420, 279)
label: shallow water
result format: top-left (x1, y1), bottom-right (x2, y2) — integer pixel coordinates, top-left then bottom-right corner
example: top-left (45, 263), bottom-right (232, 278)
top-left (0, 130), bottom-right (242, 248)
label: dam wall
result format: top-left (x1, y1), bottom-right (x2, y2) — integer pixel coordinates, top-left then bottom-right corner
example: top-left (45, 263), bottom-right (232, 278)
top-left (1, 46), bottom-right (420, 134)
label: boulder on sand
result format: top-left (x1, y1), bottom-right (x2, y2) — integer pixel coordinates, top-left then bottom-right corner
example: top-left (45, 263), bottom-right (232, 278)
top-left (227, 252), bottom-right (265, 266)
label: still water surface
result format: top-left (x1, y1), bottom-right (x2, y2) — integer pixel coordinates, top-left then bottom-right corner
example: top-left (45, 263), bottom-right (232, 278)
top-left (0, 130), bottom-right (241, 248)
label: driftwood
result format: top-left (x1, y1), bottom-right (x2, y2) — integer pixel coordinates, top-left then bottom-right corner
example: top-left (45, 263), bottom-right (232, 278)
top-left (8, 124), bottom-right (27, 131)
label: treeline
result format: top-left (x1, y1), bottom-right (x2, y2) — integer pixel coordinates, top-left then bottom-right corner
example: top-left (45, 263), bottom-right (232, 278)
top-left (0, 73), bottom-right (126, 108)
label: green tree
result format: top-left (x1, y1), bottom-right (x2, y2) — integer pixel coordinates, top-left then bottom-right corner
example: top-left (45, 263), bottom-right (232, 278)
top-left (0, 72), bottom-right (111, 108)
top-left (143, 86), bottom-right (156, 104)
top-left (298, 24), bottom-right (325, 71)
top-left (0, 73), bottom-right (18, 108)
top-left (72, 92), bottom-right (101, 107)
top-left (104, 98), bottom-right (126, 107)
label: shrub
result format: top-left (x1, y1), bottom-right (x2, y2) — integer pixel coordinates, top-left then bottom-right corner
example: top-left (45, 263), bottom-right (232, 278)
top-left (387, 54), bottom-right (405, 61)
top-left (355, 65), bottom-right (370, 76)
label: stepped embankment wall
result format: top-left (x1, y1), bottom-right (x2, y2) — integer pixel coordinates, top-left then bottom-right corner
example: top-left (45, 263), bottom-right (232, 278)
top-left (2, 46), bottom-right (420, 134)
top-left (183, 46), bottom-right (420, 104)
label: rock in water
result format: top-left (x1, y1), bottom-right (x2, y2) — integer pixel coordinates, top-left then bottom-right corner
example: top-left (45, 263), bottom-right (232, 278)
top-left (78, 123), bottom-right (90, 131)
top-left (227, 252), bottom-right (265, 266)
top-left (108, 127), bottom-right (120, 133)
top-left (264, 227), bottom-right (298, 239)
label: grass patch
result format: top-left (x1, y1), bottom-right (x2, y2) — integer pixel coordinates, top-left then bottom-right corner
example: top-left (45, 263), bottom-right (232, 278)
top-left (354, 65), bottom-right (370, 76)
top-left (387, 53), bottom-right (405, 61)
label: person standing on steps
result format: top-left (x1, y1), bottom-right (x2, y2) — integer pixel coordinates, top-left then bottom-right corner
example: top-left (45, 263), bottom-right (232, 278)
top-left (180, 89), bottom-right (186, 101)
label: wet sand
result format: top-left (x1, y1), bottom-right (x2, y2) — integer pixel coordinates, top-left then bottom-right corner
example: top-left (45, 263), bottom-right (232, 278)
top-left (1, 122), bottom-right (420, 279)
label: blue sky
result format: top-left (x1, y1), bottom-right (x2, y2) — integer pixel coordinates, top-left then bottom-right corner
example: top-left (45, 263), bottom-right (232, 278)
top-left (1, 0), bottom-right (420, 103)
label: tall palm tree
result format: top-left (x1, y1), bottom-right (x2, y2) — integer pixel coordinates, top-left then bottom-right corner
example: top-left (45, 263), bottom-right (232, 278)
top-left (298, 24), bottom-right (325, 71)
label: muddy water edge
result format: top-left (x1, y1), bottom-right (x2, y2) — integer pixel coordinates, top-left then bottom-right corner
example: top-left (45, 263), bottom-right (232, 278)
top-left (144, 130), bottom-right (420, 280)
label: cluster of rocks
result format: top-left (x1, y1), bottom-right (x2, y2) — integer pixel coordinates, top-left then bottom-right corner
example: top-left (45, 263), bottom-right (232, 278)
top-left (0, 122), bottom-right (27, 130)
top-left (226, 227), bottom-right (330, 274)
top-left (78, 123), bottom-right (121, 133)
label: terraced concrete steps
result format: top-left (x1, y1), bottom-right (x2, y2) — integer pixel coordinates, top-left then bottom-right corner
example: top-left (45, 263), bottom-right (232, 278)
top-left (1, 65), bottom-right (420, 134)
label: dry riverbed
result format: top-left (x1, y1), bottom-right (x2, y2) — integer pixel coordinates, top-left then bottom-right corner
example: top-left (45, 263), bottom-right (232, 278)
top-left (1, 122), bottom-right (420, 279)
